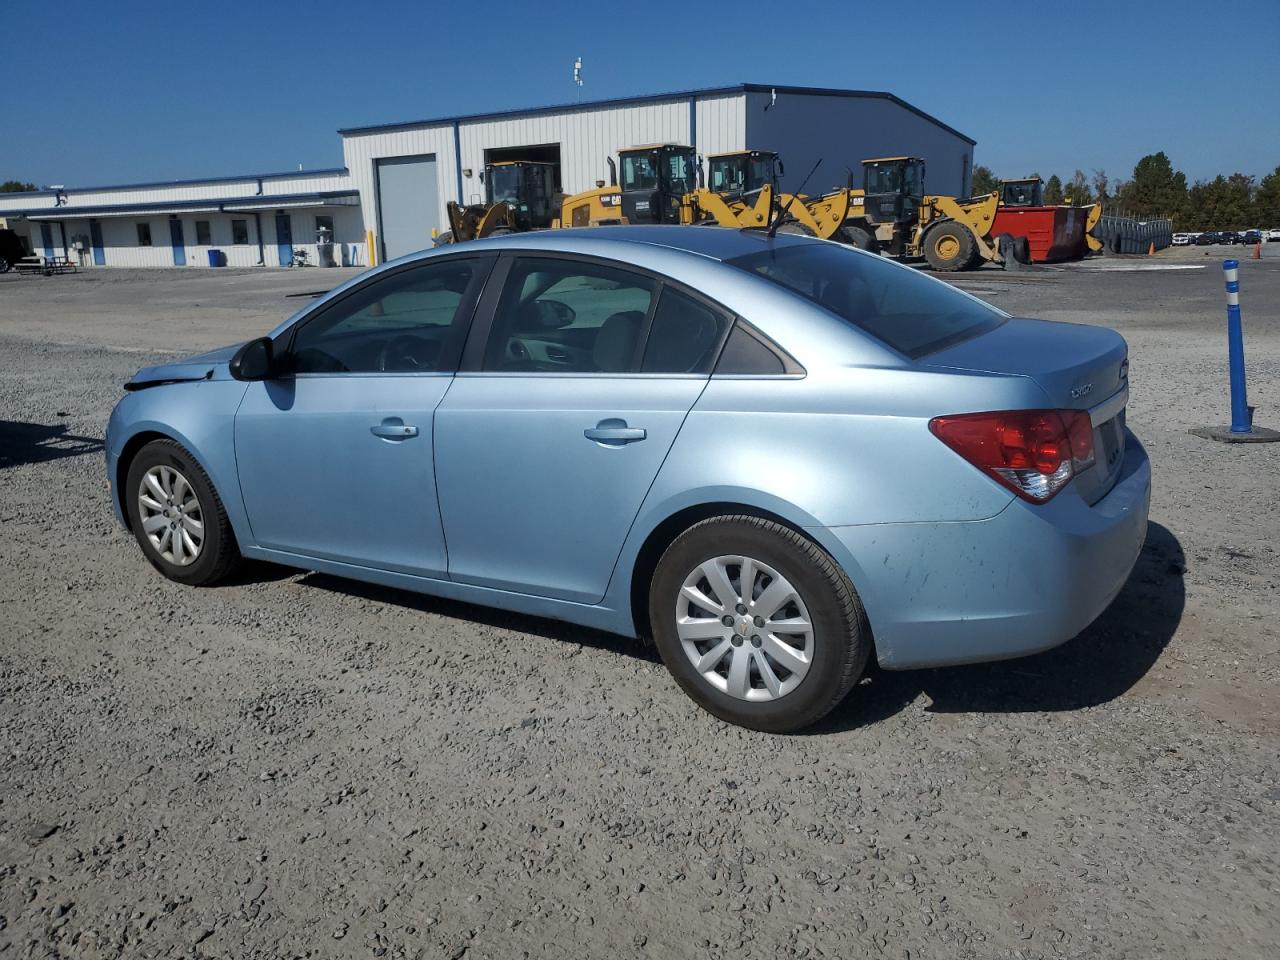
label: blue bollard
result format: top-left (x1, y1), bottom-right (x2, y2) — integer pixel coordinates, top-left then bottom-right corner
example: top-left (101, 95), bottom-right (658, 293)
top-left (1223, 260), bottom-right (1253, 433)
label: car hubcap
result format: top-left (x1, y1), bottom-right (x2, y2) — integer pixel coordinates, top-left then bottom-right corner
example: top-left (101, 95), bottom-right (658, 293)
top-left (675, 555), bottom-right (814, 702)
top-left (138, 465), bottom-right (204, 566)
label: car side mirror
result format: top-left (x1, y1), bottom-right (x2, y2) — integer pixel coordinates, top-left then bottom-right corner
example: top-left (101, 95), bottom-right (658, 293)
top-left (230, 336), bottom-right (276, 381)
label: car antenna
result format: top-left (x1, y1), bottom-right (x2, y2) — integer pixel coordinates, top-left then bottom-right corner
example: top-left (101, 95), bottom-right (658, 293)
top-left (767, 158), bottom-right (821, 238)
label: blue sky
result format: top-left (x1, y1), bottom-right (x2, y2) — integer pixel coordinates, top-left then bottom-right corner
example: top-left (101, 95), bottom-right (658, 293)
top-left (2, 0), bottom-right (1276, 190)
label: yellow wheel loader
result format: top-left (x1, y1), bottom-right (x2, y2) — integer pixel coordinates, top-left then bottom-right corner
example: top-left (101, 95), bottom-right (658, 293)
top-left (845, 157), bottom-right (1005, 271)
top-left (557, 144), bottom-right (699, 228)
top-left (701, 150), bottom-right (855, 240)
top-left (557, 145), bottom-right (847, 237)
top-left (439, 160), bottom-right (559, 244)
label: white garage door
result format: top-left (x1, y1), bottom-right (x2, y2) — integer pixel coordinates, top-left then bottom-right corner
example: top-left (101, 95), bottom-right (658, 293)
top-left (376, 155), bottom-right (439, 261)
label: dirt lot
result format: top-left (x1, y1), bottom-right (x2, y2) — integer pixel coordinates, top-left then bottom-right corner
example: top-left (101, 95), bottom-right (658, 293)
top-left (1, 247), bottom-right (1278, 959)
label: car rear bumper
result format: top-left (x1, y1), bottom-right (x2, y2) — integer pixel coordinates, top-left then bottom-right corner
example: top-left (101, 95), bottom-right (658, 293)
top-left (819, 431), bottom-right (1151, 670)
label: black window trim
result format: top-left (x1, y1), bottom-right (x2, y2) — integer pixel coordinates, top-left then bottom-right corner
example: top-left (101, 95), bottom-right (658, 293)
top-left (713, 318), bottom-right (806, 378)
top-left (457, 250), bottom-right (739, 377)
top-left (273, 251), bottom-right (497, 378)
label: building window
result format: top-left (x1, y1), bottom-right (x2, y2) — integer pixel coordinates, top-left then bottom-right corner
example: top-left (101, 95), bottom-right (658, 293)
top-left (231, 219), bottom-right (249, 245)
top-left (315, 214), bottom-right (334, 240)
top-left (136, 223), bottom-right (152, 246)
top-left (195, 220), bottom-right (212, 245)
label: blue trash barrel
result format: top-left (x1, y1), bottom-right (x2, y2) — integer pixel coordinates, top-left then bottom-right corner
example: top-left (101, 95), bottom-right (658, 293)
top-left (207, 249), bottom-right (223, 267)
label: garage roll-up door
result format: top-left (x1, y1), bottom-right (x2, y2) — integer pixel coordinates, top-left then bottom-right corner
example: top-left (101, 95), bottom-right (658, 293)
top-left (376, 155), bottom-right (438, 262)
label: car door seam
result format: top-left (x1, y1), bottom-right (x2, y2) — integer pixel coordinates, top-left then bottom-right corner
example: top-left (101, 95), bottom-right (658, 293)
top-left (595, 375), bottom-right (716, 606)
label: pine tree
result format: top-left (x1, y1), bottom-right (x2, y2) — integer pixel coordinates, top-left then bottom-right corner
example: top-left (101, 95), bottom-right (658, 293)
top-left (1044, 175), bottom-right (1064, 205)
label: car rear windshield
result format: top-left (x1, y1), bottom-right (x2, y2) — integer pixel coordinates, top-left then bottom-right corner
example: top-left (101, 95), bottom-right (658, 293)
top-left (726, 243), bottom-right (1005, 359)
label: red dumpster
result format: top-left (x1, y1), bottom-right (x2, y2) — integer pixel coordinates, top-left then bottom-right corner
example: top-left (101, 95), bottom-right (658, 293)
top-left (991, 205), bottom-right (1089, 263)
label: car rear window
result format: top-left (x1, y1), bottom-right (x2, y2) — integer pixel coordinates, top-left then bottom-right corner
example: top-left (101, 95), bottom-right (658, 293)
top-left (726, 243), bottom-right (1005, 359)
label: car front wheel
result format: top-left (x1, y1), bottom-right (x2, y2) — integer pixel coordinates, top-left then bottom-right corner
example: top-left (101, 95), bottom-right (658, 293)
top-left (124, 439), bottom-right (240, 586)
top-left (649, 515), bottom-right (871, 732)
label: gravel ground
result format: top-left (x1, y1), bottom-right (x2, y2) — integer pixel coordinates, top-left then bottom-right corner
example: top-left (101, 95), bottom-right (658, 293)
top-left (1, 250), bottom-right (1277, 959)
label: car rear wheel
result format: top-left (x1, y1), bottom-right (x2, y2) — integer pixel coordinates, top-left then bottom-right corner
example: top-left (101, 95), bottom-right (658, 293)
top-left (649, 515), bottom-right (871, 732)
top-left (125, 439), bottom-right (240, 586)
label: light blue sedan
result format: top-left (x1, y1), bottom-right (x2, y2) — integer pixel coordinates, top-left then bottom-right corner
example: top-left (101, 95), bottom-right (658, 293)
top-left (106, 227), bottom-right (1150, 732)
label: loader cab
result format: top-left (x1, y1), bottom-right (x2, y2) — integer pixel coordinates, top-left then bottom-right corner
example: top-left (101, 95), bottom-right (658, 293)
top-left (1000, 178), bottom-right (1044, 207)
top-left (482, 161), bottom-right (558, 229)
top-left (618, 144), bottom-right (696, 224)
top-left (708, 150), bottom-right (781, 197)
top-left (861, 157), bottom-right (926, 225)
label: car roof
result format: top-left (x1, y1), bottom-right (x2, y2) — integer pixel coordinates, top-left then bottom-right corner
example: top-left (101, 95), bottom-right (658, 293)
top-left (451, 225), bottom-right (816, 261)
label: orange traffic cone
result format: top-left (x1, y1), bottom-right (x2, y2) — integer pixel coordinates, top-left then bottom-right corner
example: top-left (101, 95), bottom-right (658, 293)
top-left (1148, 241), bottom-right (1156, 255)
top-left (1255, 241), bottom-right (1263, 260)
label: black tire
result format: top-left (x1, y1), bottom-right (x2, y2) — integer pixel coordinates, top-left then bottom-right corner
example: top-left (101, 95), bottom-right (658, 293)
top-left (648, 515), bottom-right (872, 733)
top-left (1013, 236), bottom-right (1032, 264)
top-left (839, 224), bottom-right (876, 251)
top-left (922, 221), bottom-right (976, 271)
top-left (0, 257), bottom-right (10, 273)
top-left (124, 439), bottom-right (240, 586)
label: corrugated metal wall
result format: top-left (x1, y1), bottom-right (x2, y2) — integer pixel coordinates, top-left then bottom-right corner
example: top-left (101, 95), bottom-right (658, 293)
top-left (342, 127), bottom-right (458, 244)
top-left (457, 98), bottom-right (700, 205)
top-left (344, 94), bottom-right (750, 242)
top-left (744, 91), bottom-right (974, 197)
top-left (693, 93), bottom-right (746, 161)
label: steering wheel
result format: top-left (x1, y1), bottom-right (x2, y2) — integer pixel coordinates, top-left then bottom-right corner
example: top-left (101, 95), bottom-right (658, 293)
top-left (378, 334), bottom-right (433, 372)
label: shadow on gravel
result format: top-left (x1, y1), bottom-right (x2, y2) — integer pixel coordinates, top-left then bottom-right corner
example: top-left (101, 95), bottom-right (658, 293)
top-left (298, 573), bottom-right (662, 664)
top-left (0, 420), bottom-right (103, 468)
top-left (814, 522), bottom-right (1185, 733)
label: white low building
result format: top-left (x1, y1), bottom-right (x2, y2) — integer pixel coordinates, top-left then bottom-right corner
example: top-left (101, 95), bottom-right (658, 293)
top-left (0, 168), bottom-right (365, 269)
top-left (0, 82), bottom-right (975, 269)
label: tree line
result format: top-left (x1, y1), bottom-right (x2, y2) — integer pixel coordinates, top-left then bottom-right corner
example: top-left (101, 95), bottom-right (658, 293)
top-left (971, 153), bottom-right (1280, 230)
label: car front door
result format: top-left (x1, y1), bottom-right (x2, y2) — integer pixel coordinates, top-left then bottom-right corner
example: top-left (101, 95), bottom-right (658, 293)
top-left (234, 255), bottom-right (490, 576)
top-left (434, 255), bottom-right (731, 603)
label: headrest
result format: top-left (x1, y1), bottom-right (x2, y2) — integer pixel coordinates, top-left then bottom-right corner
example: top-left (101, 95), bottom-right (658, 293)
top-left (593, 310), bottom-right (645, 372)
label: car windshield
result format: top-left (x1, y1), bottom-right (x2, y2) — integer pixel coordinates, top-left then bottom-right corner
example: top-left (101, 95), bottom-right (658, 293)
top-left (727, 243), bottom-right (1005, 359)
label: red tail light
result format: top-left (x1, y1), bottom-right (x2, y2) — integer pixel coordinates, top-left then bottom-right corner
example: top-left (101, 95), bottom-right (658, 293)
top-left (929, 409), bottom-right (1096, 503)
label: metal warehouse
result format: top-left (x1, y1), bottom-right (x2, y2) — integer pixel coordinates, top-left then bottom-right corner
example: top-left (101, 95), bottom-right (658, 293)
top-left (0, 83), bottom-right (974, 269)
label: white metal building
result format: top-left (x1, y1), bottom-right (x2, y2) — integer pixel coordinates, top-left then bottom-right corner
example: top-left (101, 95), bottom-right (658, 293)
top-left (0, 169), bottom-right (365, 269)
top-left (343, 83), bottom-right (976, 262)
top-left (0, 83), bottom-right (974, 268)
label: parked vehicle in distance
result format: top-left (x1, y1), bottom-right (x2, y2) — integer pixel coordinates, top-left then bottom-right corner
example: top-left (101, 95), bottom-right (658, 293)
top-left (1241, 230), bottom-right (1263, 245)
top-left (0, 228), bottom-right (28, 273)
top-left (1172, 233), bottom-right (1192, 246)
top-left (1195, 232), bottom-right (1220, 246)
top-left (1219, 231), bottom-right (1243, 245)
top-left (104, 227), bottom-right (1150, 732)
top-left (1266, 228), bottom-right (1280, 242)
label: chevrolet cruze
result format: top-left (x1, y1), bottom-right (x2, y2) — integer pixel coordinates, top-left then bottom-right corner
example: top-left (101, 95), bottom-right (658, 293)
top-left (106, 227), bottom-right (1150, 732)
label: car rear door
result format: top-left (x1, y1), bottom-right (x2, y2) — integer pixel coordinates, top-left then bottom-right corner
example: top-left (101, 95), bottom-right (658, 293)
top-left (434, 254), bottom-right (731, 604)
top-left (233, 254), bottom-right (491, 576)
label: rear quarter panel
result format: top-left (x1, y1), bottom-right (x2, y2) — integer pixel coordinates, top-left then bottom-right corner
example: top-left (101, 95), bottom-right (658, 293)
top-left (604, 362), bottom-right (1042, 628)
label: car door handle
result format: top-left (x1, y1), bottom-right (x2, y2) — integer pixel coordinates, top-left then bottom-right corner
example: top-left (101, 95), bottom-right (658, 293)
top-left (371, 418), bottom-right (419, 440)
top-left (584, 419), bottom-right (646, 445)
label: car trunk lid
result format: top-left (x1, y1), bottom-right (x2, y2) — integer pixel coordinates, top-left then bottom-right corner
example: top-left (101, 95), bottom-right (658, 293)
top-left (923, 318), bottom-right (1130, 504)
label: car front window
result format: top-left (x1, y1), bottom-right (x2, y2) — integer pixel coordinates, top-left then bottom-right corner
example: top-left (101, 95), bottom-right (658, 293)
top-left (727, 243), bottom-right (1005, 359)
top-left (289, 259), bottom-right (480, 373)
